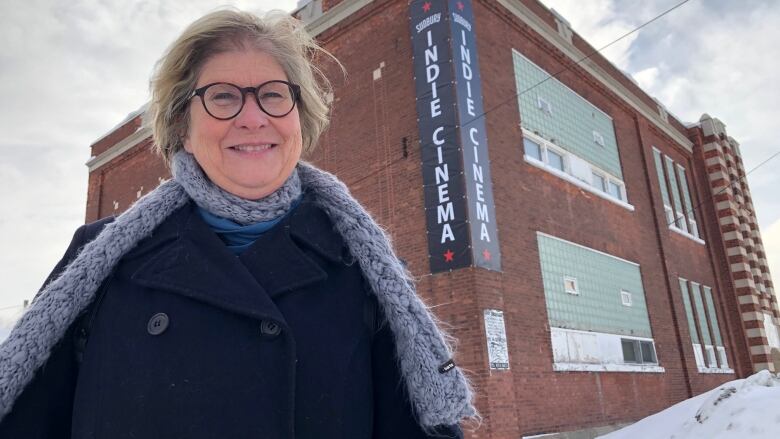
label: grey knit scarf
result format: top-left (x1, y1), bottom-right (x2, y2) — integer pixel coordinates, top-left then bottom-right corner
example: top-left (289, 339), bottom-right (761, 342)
top-left (0, 151), bottom-right (476, 429)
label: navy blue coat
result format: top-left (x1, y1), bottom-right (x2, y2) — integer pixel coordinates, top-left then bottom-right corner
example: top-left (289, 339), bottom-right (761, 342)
top-left (0, 195), bottom-right (462, 438)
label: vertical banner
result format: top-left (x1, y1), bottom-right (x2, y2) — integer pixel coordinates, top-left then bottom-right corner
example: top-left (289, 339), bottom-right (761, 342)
top-left (409, 0), bottom-right (501, 273)
top-left (410, 0), bottom-right (471, 272)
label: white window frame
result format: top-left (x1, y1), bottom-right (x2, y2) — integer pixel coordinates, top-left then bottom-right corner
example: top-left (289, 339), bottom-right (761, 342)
top-left (621, 338), bottom-right (658, 365)
top-left (705, 345), bottom-right (717, 367)
top-left (620, 290), bottom-right (632, 307)
top-left (591, 171), bottom-right (606, 192)
top-left (544, 144), bottom-right (567, 172)
top-left (564, 276), bottom-right (579, 295)
top-left (717, 346), bottom-right (728, 368)
top-left (658, 154), bottom-right (704, 245)
top-left (521, 129), bottom-right (633, 211)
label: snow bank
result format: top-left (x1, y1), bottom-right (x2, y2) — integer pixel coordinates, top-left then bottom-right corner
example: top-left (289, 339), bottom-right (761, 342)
top-left (599, 371), bottom-right (780, 439)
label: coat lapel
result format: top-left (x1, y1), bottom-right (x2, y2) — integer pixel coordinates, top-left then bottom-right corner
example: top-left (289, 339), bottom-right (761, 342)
top-left (239, 193), bottom-right (346, 300)
top-left (130, 203), bottom-right (286, 323)
top-left (129, 197), bottom-right (347, 321)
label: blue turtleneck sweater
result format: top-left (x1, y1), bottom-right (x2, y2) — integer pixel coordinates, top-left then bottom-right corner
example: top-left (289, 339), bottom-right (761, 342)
top-left (197, 197), bottom-right (301, 255)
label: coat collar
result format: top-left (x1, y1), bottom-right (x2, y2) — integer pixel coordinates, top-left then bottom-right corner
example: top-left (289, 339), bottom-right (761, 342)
top-left (129, 193), bottom-right (347, 322)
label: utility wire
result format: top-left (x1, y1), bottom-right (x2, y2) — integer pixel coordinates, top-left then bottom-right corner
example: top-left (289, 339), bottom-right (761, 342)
top-left (438, 0), bottom-right (694, 135)
top-left (347, 0), bottom-right (694, 190)
top-left (665, 149), bottom-right (780, 228)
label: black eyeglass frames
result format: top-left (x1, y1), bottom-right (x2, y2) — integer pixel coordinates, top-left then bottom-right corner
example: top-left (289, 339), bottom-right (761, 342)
top-left (190, 80), bottom-right (301, 120)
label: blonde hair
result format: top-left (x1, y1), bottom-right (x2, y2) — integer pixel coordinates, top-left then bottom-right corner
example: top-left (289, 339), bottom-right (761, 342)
top-left (149, 9), bottom-right (337, 165)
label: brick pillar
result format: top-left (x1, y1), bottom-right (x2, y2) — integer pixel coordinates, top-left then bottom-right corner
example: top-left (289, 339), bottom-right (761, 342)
top-left (701, 114), bottom-right (780, 372)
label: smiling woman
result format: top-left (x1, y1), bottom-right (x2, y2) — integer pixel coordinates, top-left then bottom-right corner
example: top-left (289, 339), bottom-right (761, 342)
top-left (184, 50), bottom-right (304, 200)
top-left (0, 8), bottom-right (475, 439)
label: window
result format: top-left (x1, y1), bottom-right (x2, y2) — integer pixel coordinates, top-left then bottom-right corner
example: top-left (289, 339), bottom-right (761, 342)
top-left (676, 165), bottom-right (700, 238)
top-left (640, 340), bottom-right (657, 363)
top-left (652, 148), bottom-right (702, 243)
top-left (622, 339), bottom-right (657, 364)
top-left (620, 290), bottom-right (632, 307)
top-left (679, 278), bottom-right (731, 372)
top-left (537, 96), bottom-right (552, 115)
top-left (564, 276), bottom-right (579, 295)
top-left (524, 138), bottom-right (542, 161)
top-left (592, 172), bottom-right (606, 191)
top-left (546, 148), bottom-right (564, 171)
top-left (608, 181), bottom-right (622, 200)
top-left (717, 347), bottom-right (729, 368)
top-left (522, 130), bottom-right (629, 206)
top-left (593, 130), bottom-right (605, 147)
top-left (705, 346), bottom-right (717, 367)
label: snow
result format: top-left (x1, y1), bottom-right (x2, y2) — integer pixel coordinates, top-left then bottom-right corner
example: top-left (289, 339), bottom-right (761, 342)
top-left (599, 370), bottom-right (780, 439)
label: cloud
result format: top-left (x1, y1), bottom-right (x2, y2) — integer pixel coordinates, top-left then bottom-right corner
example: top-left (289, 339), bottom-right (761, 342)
top-left (540, 0), bottom-right (780, 278)
top-left (632, 66), bottom-right (660, 91)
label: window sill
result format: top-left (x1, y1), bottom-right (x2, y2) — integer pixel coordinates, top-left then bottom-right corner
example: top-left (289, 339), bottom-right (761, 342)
top-left (524, 155), bottom-right (635, 212)
top-left (669, 225), bottom-right (706, 245)
top-left (553, 362), bottom-right (665, 373)
top-left (698, 366), bottom-right (734, 374)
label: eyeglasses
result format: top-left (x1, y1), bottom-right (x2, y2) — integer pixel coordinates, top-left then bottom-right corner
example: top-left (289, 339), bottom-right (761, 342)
top-left (190, 80), bottom-right (301, 120)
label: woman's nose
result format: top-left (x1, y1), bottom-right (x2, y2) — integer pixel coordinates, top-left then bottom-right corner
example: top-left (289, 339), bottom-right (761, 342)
top-left (234, 93), bottom-right (269, 129)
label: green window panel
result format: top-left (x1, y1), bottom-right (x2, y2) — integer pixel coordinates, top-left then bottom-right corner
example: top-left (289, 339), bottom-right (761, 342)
top-left (676, 165), bottom-right (694, 215)
top-left (690, 283), bottom-right (713, 345)
top-left (664, 156), bottom-right (686, 230)
top-left (703, 286), bottom-right (724, 347)
top-left (678, 278), bottom-right (700, 344)
top-left (513, 51), bottom-right (623, 179)
top-left (537, 233), bottom-right (652, 338)
top-left (653, 149), bottom-right (672, 208)
top-left (676, 165), bottom-right (700, 236)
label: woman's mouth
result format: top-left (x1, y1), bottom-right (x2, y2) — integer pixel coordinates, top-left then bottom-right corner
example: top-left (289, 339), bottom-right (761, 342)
top-left (229, 144), bottom-right (276, 152)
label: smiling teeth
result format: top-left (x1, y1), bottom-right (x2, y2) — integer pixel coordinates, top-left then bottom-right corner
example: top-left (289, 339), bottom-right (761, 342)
top-left (234, 144), bottom-right (272, 152)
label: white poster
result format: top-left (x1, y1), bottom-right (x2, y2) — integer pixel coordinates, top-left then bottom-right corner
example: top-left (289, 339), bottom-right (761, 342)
top-left (483, 309), bottom-right (510, 370)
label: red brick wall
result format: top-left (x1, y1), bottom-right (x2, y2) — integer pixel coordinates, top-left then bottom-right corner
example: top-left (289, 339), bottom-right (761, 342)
top-left (86, 138), bottom-right (169, 223)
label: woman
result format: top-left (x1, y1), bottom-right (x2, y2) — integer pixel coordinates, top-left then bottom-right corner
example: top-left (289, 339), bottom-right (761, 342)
top-left (0, 9), bottom-right (475, 439)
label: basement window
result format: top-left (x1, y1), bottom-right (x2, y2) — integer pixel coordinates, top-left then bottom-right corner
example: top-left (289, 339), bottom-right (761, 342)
top-left (621, 339), bottom-right (657, 364)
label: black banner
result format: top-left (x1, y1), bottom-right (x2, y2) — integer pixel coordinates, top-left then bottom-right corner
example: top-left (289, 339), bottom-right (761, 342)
top-left (409, 0), bottom-right (501, 273)
top-left (447, 0), bottom-right (501, 271)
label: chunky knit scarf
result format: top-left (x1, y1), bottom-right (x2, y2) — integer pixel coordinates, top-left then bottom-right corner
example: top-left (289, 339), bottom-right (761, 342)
top-left (0, 151), bottom-right (476, 429)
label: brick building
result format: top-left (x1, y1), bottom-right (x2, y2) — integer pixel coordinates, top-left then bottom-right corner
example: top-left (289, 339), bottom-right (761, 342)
top-left (84, 0), bottom-right (780, 437)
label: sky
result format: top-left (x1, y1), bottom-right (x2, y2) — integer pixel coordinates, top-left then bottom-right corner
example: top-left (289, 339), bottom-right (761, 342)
top-left (1, 0), bottom-right (779, 332)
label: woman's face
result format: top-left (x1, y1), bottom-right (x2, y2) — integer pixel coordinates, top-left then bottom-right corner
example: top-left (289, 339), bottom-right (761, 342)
top-left (184, 49), bottom-right (303, 200)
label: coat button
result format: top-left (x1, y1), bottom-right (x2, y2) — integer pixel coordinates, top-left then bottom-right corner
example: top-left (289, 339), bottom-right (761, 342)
top-left (260, 320), bottom-right (281, 338)
top-left (147, 313), bottom-right (169, 335)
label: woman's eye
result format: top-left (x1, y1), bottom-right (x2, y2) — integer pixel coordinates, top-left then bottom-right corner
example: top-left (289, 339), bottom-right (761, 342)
top-left (212, 92), bottom-right (240, 102)
top-left (260, 92), bottom-right (284, 100)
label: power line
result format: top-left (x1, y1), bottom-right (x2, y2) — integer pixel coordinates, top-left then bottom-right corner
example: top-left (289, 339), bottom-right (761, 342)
top-left (665, 149), bottom-right (780, 228)
top-left (349, 0), bottom-right (694, 187)
top-left (441, 0), bottom-right (694, 136)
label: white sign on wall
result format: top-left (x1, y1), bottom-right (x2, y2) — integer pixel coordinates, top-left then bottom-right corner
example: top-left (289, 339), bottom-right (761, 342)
top-left (483, 309), bottom-right (510, 370)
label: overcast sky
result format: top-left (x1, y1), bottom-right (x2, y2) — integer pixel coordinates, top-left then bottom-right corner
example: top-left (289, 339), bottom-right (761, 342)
top-left (1, 0), bottom-right (779, 333)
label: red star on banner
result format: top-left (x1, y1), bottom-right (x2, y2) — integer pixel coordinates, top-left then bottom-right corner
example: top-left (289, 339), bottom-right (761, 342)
top-left (443, 249), bottom-right (454, 262)
top-left (456, 1), bottom-right (465, 11)
top-left (422, 2), bottom-right (432, 12)
top-left (482, 249), bottom-right (492, 261)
